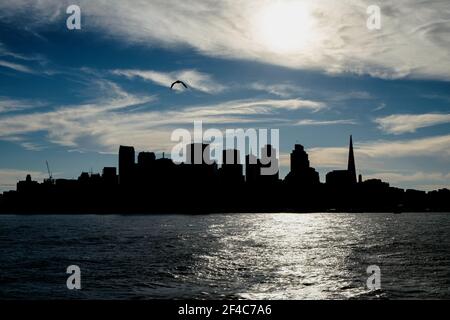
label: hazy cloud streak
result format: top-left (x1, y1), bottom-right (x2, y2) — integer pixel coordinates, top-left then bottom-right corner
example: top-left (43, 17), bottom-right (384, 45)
top-left (112, 69), bottom-right (226, 94)
top-left (375, 113), bottom-right (450, 134)
top-left (1, 0), bottom-right (450, 80)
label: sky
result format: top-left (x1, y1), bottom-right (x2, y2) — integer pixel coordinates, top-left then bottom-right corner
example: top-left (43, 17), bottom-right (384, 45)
top-left (0, 0), bottom-right (449, 192)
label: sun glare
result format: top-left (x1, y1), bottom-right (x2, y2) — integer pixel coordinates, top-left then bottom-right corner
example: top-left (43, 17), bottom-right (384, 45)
top-left (253, 1), bottom-right (315, 54)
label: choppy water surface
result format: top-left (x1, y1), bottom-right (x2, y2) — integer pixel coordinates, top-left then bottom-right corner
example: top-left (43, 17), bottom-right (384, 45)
top-left (1, 213), bottom-right (449, 299)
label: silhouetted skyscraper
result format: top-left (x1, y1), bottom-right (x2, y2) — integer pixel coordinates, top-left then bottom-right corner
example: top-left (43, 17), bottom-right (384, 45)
top-left (102, 167), bottom-right (118, 185)
top-left (290, 144), bottom-right (310, 172)
top-left (326, 170), bottom-right (354, 187)
top-left (16, 174), bottom-right (38, 193)
top-left (285, 144), bottom-right (320, 186)
top-left (119, 145), bottom-right (135, 185)
top-left (347, 135), bottom-right (357, 184)
top-left (260, 145), bottom-right (279, 183)
top-left (183, 143), bottom-right (218, 187)
top-left (245, 154), bottom-right (261, 184)
top-left (186, 143), bottom-right (211, 165)
top-left (326, 136), bottom-right (358, 187)
top-left (136, 151), bottom-right (156, 185)
top-left (220, 149), bottom-right (244, 184)
top-left (138, 152), bottom-right (156, 168)
top-left (78, 172), bottom-right (90, 184)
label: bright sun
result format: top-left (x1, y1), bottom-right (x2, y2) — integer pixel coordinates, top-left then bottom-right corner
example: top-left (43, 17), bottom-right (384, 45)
top-left (253, 1), bottom-right (315, 54)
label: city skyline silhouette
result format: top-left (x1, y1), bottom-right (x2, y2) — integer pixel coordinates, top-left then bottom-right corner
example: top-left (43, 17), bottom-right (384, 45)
top-left (1, 135), bottom-right (449, 214)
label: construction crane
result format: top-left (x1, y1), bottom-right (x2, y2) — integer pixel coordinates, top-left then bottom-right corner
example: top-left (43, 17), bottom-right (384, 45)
top-left (45, 161), bottom-right (54, 184)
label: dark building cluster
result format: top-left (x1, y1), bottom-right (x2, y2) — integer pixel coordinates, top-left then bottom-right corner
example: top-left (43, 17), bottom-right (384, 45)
top-left (0, 136), bottom-right (449, 213)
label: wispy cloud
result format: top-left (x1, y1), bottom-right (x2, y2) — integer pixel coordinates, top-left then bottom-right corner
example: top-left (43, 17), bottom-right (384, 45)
top-left (0, 96), bottom-right (45, 113)
top-left (0, 43), bottom-right (48, 64)
top-left (0, 80), bottom-right (156, 150)
top-left (295, 119), bottom-right (356, 126)
top-left (249, 82), bottom-right (307, 98)
top-left (170, 98), bottom-right (324, 121)
top-left (421, 94), bottom-right (450, 103)
top-left (0, 41), bottom-right (51, 74)
top-left (0, 77), bottom-right (325, 153)
top-left (328, 91), bottom-right (373, 102)
top-left (112, 69), bottom-right (225, 94)
top-left (0, 60), bottom-right (34, 74)
top-left (372, 102), bottom-right (387, 112)
top-left (309, 134), bottom-right (450, 169)
top-left (375, 113), bottom-right (450, 134)
top-left (1, 0), bottom-right (450, 80)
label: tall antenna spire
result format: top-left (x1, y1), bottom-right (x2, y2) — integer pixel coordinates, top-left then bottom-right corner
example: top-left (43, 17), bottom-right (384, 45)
top-left (347, 135), bottom-right (357, 183)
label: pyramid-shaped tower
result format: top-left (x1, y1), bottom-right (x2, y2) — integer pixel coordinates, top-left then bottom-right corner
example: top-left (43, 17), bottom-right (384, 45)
top-left (347, 135), bottom-right (357, 184)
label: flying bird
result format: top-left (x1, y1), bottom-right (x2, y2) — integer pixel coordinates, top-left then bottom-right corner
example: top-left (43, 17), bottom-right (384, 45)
top-left (170, 80), bottom-right (188, 90)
